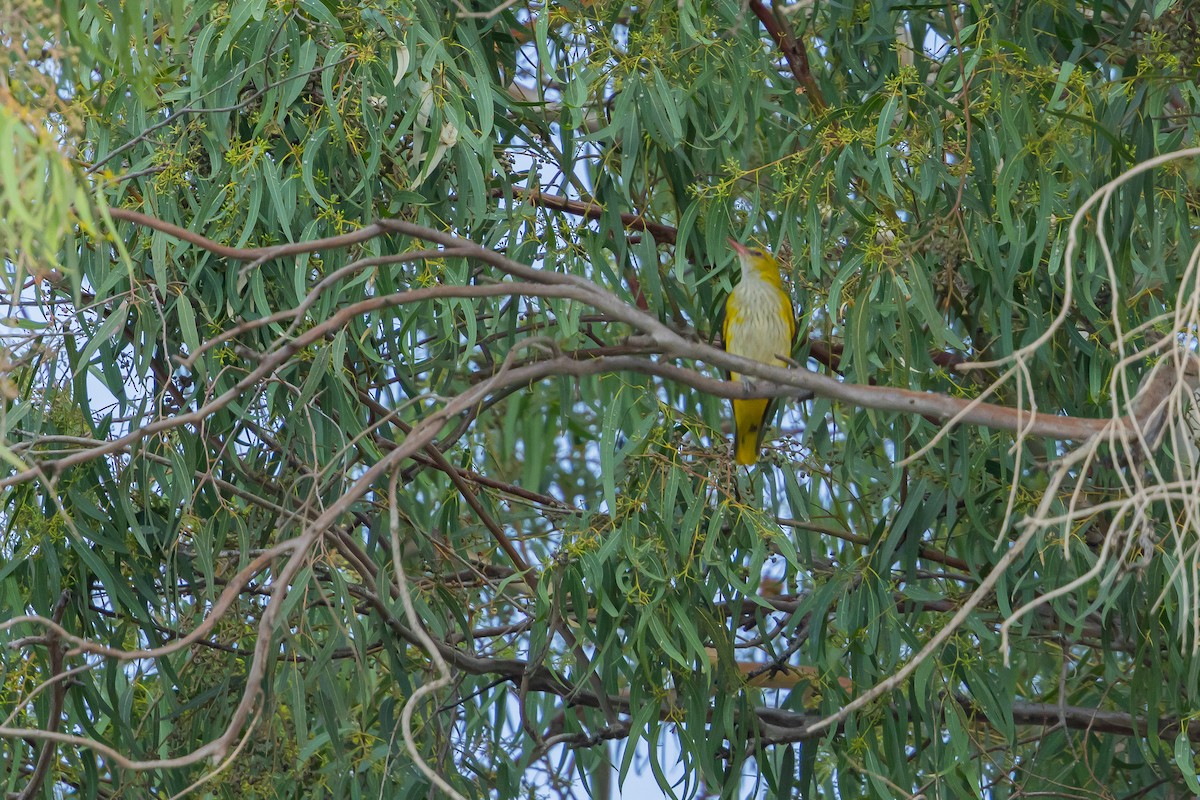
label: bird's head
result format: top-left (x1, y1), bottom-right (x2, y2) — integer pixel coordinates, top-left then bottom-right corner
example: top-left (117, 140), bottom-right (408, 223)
top-left (728, 238), bottom-right (784, 286)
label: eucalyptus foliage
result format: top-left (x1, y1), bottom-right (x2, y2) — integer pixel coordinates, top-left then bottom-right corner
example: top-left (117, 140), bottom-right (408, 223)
top-left (3, 1), bottom-right (1200, 798)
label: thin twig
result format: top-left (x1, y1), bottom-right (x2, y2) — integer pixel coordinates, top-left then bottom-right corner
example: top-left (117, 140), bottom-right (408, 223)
top-left (388, 471), bottom-right (468, 800)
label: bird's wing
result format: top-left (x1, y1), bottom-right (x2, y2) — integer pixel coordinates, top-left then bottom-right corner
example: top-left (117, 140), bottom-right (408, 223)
top-left (721, 293), bottom-right (736, 377)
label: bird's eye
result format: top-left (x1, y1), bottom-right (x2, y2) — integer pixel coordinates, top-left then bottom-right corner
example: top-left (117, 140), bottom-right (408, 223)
top-left (750, 249), bottom-right (763, 258)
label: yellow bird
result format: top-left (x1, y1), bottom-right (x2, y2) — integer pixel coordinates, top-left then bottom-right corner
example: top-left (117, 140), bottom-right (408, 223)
top-left (723, 239), bottom-right (796, 465)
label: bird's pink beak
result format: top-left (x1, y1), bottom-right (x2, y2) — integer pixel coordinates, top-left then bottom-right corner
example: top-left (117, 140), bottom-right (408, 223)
top-left (728, 238), bottom-right (749, 256)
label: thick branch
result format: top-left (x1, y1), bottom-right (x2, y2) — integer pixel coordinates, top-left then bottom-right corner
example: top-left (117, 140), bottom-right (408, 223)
top-left (747, 1), bottom-right (826, 112)
top-left (757, 695), bottom-right (1200, 745)
top-left (79, 210), bottom-right (1193, 450)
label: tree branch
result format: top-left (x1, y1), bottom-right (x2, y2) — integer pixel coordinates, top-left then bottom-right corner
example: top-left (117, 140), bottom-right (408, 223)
top-left (747, 1), bottom-right (827, 112)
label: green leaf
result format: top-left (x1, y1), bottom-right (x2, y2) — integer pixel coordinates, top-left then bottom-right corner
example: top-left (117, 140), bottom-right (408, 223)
top-left (1177, 732), bottom-right (1200, 794)
top-left (173, 295), bottom-right (198, 358)
top-left (75, 299), bottom-right (130, 375)
top-left (214, 0), bottom-right (267, 58)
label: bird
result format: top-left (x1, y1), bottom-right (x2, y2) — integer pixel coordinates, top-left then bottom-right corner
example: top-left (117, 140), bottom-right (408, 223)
top-left (723, 239), bottom-right (796, 465)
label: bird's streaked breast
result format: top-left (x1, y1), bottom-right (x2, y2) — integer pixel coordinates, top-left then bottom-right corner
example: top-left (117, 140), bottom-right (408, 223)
top-left (725, 279), bottom-right (793, 378)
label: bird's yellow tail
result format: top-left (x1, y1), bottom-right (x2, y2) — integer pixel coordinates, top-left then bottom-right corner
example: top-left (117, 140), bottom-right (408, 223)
top-left (732, 397), bottom-right (769, 465)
